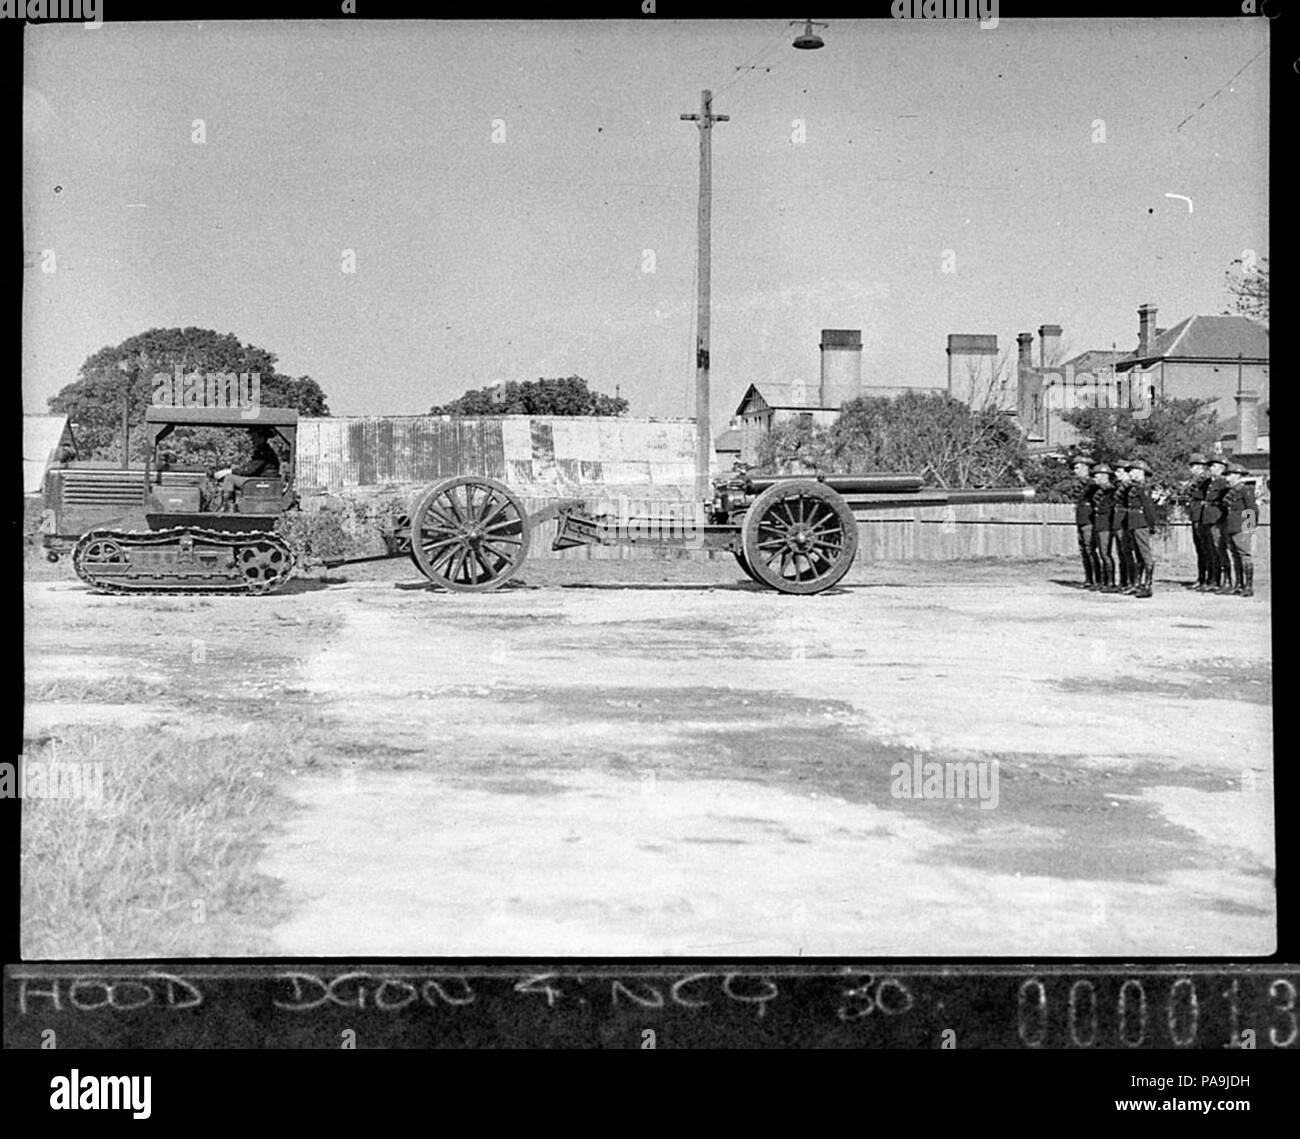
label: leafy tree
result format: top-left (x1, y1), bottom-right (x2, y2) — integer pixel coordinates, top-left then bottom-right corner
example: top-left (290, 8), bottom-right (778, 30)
top-left (1224, 256), bottom-right (1268, 328)
top-left (430, 376), bottom-right (627, 417)
top-left (48, 328), bottom-right (329, 463)
top-left (755, 417), bottom-right (834, 473)
top-left (756, 392), bottom-right (1029, 488)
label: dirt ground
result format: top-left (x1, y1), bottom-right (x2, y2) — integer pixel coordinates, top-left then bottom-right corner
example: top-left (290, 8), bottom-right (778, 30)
top-left (22, 548), bottom-right (1274, 957)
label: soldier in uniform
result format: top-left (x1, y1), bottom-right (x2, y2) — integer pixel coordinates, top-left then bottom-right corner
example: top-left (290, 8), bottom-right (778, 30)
top-left (1202, 456), bottom-right (1231, 592)
top-left (215, 426), bottom-right (282, 512)
top-left (1090, 464), bottom-right (1118, 592)
top-left (1070, 456), bottom-right (1099, 588)
top-left (1185, 453), bottom-right (1211, 590)
top-left (1221, 462), bottom-right (1258, 597)
top-left (1124, 459), bottom-right (1159, 598)
top-left (1113, 462), bottom-right (1135, 592)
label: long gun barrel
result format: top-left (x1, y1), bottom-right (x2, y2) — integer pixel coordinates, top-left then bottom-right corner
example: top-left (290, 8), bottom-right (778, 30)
top-left (847, 487), bottom-right (1037, 509)
top-left (741, 472), bottom-right (1034, 509)
top-left (745, 473), bottom-right (925, 495)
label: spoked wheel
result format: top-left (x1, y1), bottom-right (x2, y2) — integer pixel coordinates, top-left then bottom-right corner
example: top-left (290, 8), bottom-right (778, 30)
top-left (740, 480), bottom-right (859, 594)
top-left (77, 534), bottom-right (126, 565)
top-left (72, 532), bottom-right (127, 588)
top-left (410, 476), bottom-right (531, 592)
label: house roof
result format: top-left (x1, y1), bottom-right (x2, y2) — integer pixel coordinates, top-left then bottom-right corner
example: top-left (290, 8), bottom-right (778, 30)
top-left (1062, 349), bottom-right (1127, 375)
top-left (1117, 315), bottom-right (1268, 369)
top-left (735, 381), bottom-right (836, 416)
top-left (714, 427), bottom-right (743, 452)
top-left (23, 414), bottom-right (73, 494)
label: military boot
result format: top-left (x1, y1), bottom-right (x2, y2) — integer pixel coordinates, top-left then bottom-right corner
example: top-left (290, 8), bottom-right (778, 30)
top-left (1215, 567), bottom-right (1235, 594)
top-left (1134, 567), bottom-right (1153, 598)
top-left (1239, 564), bottom-right (1254, 597)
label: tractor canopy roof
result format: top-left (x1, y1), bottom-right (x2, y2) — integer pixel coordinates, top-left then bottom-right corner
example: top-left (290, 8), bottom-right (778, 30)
top-left (144, 407), bottom-right (299, 428)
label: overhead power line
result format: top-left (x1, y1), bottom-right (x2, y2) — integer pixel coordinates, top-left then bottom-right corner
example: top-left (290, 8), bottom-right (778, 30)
top-left (1175, 45), bottom-right (1267, 132)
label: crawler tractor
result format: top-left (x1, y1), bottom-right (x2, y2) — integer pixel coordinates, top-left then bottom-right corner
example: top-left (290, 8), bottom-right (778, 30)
top-left (42, 406), bottom-right (299, 594)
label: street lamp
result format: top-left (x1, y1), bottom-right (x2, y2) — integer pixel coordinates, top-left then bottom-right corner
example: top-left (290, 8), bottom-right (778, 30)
top-left (790, 19), bottom-right (828, 49)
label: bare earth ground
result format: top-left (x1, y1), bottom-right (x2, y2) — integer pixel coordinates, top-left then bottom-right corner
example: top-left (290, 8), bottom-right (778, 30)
top-left (23, 549), bottom-right (1273, 957)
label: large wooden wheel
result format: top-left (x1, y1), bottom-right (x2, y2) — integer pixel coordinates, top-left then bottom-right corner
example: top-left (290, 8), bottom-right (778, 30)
top-left (410, 476), bottom-right (531, 592)
top-left (733, 549), bottom-right (762, 584)
top-left (740, 480), bottom-right (859, 594)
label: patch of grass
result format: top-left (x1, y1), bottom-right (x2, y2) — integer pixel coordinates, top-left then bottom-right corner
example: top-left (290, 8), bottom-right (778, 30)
top-left (21, 724), bottom-right (307, 957)
top-left (27, 676), bottom-right (174, 705)
top-left (1054, 667), bottom-right (1272, 706)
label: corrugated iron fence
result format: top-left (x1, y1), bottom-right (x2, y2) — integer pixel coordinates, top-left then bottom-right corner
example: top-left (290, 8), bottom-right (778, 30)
top-left (297, 415), bottom-right (700, 499)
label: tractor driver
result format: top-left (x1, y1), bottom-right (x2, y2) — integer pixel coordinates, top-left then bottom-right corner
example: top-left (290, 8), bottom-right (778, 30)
top-left (215, 427), bottom-right (281, 511)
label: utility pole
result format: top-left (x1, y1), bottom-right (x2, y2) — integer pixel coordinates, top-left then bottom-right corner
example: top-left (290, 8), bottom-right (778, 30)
top-left (116, 357), bottom-right (134, 469)
top-left (681, 90), bottom-right (728, 503)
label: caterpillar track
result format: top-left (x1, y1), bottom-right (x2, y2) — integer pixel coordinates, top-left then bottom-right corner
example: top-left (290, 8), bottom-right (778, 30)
top-left (71, 527), bottom-right (295, 596)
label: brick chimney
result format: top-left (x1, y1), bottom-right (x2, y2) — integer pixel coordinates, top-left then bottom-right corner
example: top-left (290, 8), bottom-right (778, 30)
top-left (1235, 391), bottom-right (1260, 454)
top-left (819, 329), bottom-right (863, 408)
top-left (1038, 324), bottom-right (1062, 367)
top-left (1137, 304), bottom-right (1158, 358)
top-left (1017, 332), bottom-right (1034, 374)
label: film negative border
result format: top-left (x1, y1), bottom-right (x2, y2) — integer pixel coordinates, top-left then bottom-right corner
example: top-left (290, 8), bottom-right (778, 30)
top-left (5, 963), bottom-right (1297, 1050)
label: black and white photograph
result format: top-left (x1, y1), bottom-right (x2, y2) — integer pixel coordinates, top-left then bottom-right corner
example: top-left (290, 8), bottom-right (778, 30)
top-left (21, 10), bottom-right (1273, 982)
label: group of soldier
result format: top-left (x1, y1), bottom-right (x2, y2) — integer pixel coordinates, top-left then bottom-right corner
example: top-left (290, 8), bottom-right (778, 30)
top-left (1070, 453), bottom-right (1258, 599)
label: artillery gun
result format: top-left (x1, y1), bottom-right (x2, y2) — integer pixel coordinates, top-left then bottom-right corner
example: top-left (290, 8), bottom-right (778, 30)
top-left (43, 407), bottom-right (1034, 596)
top-left (394, 468), bottom-right (1035, 595)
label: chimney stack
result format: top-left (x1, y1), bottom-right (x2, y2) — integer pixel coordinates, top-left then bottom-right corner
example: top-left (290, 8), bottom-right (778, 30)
top-left (1017, 332), bottom-right (1034, 374)
top-left (1137, 304), bottom-right (1157, 358)
top-left (1038, 324), bottom-right (1062, 368)
top-left (1235, 391), bottom-right (1260, 454)
top-left (819, 329), bottom-right (863, 408)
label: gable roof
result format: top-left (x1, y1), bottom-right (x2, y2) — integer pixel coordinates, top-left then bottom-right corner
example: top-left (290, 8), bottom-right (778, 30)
top-left (735, 381), bottom-right (836, 416)
top-left (1117, 315), bottom-right (1268, 369)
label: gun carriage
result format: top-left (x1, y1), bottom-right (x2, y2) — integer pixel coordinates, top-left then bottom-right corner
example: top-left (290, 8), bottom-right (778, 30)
top-left (397, 471), bottom-right (1034, 596)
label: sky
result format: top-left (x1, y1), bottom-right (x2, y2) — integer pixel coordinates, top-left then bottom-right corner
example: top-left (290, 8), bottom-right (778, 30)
top-left (23, 17), bottom-right (1268, 424)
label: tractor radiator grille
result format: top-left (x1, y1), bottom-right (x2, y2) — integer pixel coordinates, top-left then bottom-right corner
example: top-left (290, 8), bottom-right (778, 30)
top-left (59, 471), bottom-right (148, 507)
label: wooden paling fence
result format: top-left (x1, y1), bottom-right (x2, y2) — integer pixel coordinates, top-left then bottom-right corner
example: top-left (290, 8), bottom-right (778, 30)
top-left (845, 502), bottom-right (1270, 565)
